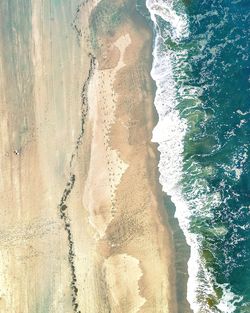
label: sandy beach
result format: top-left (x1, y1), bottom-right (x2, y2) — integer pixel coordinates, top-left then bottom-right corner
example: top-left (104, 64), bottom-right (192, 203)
top-left (0, 0), bottom-right (177, 312)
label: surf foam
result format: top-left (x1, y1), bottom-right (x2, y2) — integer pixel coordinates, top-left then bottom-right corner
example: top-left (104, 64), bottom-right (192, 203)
top-left (145, 0), bottom-right (241, 312)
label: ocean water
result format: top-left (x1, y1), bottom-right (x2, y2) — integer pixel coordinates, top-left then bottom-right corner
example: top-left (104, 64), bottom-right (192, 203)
top-left (138, 0), bottom-right (250, 312)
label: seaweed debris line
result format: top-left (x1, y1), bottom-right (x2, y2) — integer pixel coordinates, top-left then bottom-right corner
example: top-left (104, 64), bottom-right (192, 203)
top-left (58, 54), bottom-right (96, 313)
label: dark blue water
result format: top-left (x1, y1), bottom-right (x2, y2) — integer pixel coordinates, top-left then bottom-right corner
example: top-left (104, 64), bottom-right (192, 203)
top-left (141, 0), bottom-right (250, 311)
top-left (180, 1), bottom-right (250, 311)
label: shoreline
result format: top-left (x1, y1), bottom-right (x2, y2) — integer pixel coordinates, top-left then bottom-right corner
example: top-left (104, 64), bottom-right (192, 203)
top-left (137, 3), bottom-right (192, 312)
top-left (1, 0), bottom-right (247, 312)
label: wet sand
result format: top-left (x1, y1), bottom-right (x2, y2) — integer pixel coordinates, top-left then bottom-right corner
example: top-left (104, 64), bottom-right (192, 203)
top-left (0, 0), bottom-right (177, 312)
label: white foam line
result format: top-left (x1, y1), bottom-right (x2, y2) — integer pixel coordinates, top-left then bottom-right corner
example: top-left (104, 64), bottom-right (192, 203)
top-left (145, 1), bottom-right (241, 312)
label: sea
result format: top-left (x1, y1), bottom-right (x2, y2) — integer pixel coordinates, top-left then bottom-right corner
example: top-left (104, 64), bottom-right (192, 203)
top-left (137, 0), bottom-right (250, 312)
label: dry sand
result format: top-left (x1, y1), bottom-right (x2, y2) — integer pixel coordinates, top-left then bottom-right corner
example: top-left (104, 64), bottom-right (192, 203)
top-left (0, 0), bottom-right (177, 312)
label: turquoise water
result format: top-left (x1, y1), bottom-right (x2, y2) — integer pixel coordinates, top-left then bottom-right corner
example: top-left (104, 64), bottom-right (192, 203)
top-left (139, 0), bottom-right (250, 312)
